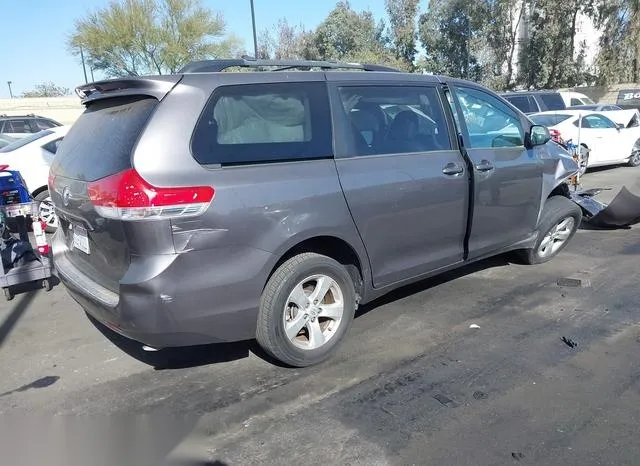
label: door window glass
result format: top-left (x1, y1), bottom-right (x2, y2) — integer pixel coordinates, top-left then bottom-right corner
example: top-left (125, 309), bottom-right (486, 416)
top-left (454, 87), bottom-right (524, 148)
top-left (582, 114), bottom-right (617, 129)
top-left (337, 86), bottom-right (450, 156)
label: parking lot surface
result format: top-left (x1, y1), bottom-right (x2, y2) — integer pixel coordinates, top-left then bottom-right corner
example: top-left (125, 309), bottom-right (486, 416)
top-left (0, 166), bottom-right (639, 465)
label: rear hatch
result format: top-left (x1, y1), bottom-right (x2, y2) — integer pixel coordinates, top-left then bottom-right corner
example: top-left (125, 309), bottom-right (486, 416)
top-left (50, 77), bottom-right (181, 293)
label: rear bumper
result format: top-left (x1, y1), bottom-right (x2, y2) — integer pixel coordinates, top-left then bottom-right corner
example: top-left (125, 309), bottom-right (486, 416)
top-left (52, 230), bottom-right (274, 348)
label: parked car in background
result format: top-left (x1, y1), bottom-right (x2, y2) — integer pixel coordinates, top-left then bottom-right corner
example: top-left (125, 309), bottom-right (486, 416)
top-left (0, 114), bottom-right (62, 139)
top-left (50, 59), bottom-right (581, 368)
top-left (568, 104), bottom-right (623, 112)
top-left (501, 91), bottom-right (595, 115)
top-left (559, 91), bottom-right (596, 108)
top-left (530, 110), bottom-right (640, 171)
top-left (0, 134), bottom-right (16, 149)
top-left (501, 91), bottom-right (567, 114)
top-left (0, 126), bottom-right (69, 230)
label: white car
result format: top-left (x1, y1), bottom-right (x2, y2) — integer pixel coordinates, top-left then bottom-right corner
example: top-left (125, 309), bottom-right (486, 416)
top-left (0, 126), bottom-right (69, 230)
top-left (529, 110), bottom-right (640, 171)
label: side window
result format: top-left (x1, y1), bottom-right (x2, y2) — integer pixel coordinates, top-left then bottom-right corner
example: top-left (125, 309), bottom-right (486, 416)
top-left (337, 85), bottom-right (450, 156)
top-left (583, 114), bottom-right (617, 129)
top-left (539, 93), bottom-right (565, 110)
top-left (505, 96), bottom-right (533, 113)
top-left (527, 96), bottom-right (540, 112)
top-left (191, 82), bottom-right (331, 165)
top-left (37, 119), bottom-right (57, 130)
top-left (453, 86), bottom-right (524, 148)
top-left (7, 120), bottom-right (31, 133)
top-left (570, 98), bottom-right (583, 106)
top-left (43, 138), bottom-right (63, 154)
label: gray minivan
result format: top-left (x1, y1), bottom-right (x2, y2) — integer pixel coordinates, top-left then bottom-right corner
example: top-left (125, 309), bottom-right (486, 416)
top-left (50, 59), bottom-right (581, 367)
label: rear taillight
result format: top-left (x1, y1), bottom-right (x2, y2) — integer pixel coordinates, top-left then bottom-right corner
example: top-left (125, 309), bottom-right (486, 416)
top-left (549, 128), bottom-right (563, 143)
top-left (48, 171), bottom-right (55, 191)
top-left (87, 169), bottom-right (214, 220)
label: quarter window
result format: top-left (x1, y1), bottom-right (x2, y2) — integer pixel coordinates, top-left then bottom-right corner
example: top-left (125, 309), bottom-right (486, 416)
top-left (454, 87), bottom-right (524, 148)
top-left (191, 82), bottom-right (332, 165)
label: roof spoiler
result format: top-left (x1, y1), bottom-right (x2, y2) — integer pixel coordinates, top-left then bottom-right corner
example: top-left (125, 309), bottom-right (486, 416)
top-left (75, 75), bottom-right (182, 104)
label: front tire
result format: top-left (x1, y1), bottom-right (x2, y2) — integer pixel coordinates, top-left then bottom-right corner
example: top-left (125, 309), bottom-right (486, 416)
top-left (256, 253), bottom-right (356, 367)
top-left (628, 141), bottom-right (640, 167)
top-left (519, 196), bottom-right (582, 265)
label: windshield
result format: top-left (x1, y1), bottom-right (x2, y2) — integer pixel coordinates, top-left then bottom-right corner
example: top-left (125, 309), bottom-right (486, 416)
top-left (0, 130), bottom-right (53, 153)
top-left (530, 114), bottom-right (573, 127)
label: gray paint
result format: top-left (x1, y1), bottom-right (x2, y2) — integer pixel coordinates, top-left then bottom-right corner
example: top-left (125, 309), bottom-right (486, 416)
top-left (51, 70), bottom-right (579, 348)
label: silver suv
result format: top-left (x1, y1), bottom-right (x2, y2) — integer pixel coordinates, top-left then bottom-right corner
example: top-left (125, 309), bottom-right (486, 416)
top-left (50, 59), bottom-right (581, 367)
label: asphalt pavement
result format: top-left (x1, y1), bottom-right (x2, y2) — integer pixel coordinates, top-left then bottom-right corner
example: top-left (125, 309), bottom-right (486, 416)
top-left (0, 164), bottom-right (639, 466)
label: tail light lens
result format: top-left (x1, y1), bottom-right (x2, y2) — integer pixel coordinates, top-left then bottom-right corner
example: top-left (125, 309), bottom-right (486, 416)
top-left (549, 128), bottom-right (563, 143)
top-left (48, 170), bottom-right (56, 191)
top-left (87, 169), bottom-right (214, 220)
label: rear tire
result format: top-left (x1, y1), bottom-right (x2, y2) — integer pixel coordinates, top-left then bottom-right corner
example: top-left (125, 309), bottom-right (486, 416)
top-left (34, 190), bottom-right (57, 233)
top-left (4, 288), bottom-right (13, 301)
top-left (519, 196), bottom-right (582, 265)
top-left (256, 253), bottom-right (356, 368)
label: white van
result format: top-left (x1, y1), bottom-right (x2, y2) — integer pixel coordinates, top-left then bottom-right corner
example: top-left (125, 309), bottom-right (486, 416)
top-left (558, 91), bottom-right (595, 108)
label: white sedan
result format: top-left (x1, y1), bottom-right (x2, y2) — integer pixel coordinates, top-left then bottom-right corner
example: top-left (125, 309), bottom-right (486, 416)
top-left (530, 110), bottom-right (640, 170)
top-left (0, 126), bottom-right (69, 230)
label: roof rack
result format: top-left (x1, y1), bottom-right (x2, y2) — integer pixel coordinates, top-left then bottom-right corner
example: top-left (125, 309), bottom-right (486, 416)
top-left (178, 56), bottom-right (400, 73)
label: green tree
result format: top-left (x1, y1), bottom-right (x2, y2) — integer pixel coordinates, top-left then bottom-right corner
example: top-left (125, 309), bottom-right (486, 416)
top-left (483, 0), bottom-right (527, 90)
top-left (418, 0), bottom-right (487, 80)
top-left (593, 0), bottom-right (640, 84)
top-left (517, 0), bottom-right (596, 89)
top-left (258, 19), bottom-right (311, 59)
top-left (385, 0), bottom-right (420, 70)
top-left (21, 82), bottom-right (71, 98)
top-left (311, 1), bottom-right (403, 68)
top-left (68, 0), bottom-right (242, 77)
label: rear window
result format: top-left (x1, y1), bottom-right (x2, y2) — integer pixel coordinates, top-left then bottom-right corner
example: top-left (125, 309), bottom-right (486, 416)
top-left (51, 97), bottom-right (157, 182)
top-left (191, 82), bottom-right (332, 165)
top-left (529, 114), bottom-right (573, 127)
top-left (538, 93), bottom-right (566, 110)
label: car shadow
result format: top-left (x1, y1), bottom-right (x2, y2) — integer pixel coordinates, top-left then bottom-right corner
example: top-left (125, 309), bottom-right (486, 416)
top-left (86, 313), bottom-right (281, 370)
top-left (87, 254), bottom-right (514, 370)
top-left (356, 253), bottom-right (512, 318)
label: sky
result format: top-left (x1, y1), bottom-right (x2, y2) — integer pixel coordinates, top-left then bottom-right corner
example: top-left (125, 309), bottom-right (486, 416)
top-left (1, 0), bottom-right (395, 99)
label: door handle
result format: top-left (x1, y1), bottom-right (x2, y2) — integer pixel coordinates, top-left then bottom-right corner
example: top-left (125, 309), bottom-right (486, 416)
top-left (442, 163), bottom-right (464, 176)
top-left (475, 160), bottom-right (495, 172)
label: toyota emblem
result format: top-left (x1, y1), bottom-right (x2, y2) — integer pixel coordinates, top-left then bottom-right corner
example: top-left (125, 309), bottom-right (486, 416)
top-left (62, 186), bottom-right (71, 207)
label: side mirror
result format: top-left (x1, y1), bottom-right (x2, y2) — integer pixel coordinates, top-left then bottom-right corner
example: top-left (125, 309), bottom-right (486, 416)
top-left (529, 125), bottom-right (551, 147)
top-left (617, 123), bottom-right (624, 130)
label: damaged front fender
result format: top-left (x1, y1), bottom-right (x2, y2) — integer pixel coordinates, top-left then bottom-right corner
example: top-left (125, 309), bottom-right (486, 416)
top-left (538, 142), bottom-right (580, 221)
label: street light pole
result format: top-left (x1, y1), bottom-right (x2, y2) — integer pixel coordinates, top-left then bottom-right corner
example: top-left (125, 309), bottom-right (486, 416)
top-left (250, 0), bottom-right (258, 58)
top-left (80, 46), bottom-right (89, 84)
top-left (7, 81), bottom-right (13, 99)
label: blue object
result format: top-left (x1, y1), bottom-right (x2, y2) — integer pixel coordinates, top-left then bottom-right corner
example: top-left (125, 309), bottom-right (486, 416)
top-left (0, 165), bottom-right (32, 207)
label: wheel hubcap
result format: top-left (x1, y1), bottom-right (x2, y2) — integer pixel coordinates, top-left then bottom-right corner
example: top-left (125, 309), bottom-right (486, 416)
top-left (283, 274), bottom-right (344, 350)
top-left (38, 197), bottom-right (58, 230)
top-left (631, 150), bottom-right (640, 165)
top-left (538, 217), bottom-right (575, 258)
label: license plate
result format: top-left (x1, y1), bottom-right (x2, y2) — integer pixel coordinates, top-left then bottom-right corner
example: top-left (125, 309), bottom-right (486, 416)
top-left (72, 224), bottom-right (90, 254)
top-left (5, 204), bottom-right (31, 217)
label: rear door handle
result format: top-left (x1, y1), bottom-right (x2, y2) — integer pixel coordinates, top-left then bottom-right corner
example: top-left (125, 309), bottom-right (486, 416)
top-left (442, 163), bottom-right (464, 176)
top-left (475, 160), bottom-right (495, 172)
